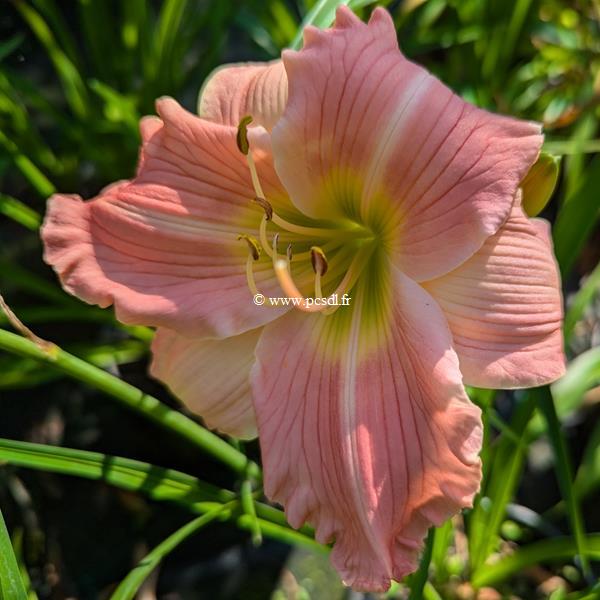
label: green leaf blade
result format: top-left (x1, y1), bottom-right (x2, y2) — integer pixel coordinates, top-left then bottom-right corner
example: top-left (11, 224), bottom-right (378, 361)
top-left (0, 508), bottom-right (29, 600)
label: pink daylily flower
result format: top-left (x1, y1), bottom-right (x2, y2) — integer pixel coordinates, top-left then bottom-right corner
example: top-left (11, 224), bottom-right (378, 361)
top-left (41, 7), bottom-right (565, 592)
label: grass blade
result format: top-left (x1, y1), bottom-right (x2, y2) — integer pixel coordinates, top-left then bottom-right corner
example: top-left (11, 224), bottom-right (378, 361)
top-left (472, 535), bottom-right (600, 588)
top-left (240, 478), bottom-right (262, 546)
top-left (551, 347), bottom-right (600, 420)
top-left (31, 0), bottom-right (80, 66)
top-left (0, 438), bottom-right (232, 508)
top-left (543, 139), bottom-right (600, 156)
top-left (110, 502), bottom-right (238, 600)
top-left (0, 329), bottom-right (257, 477)
top-left (408, 527), bottom-right (435, 599)
top-left (290, 0), bottom-right (374, 49)
top-left (0, 507), bottom-right (29, 600)
top-left (538, 387), bottom-right (590, 577)
top-left (0, 194), bottom-right (42, 230)
top-left (553, 154), bottom-right (600, 277)
top-left (469, 391), bottom-right (536, 570)
top-left (13, 0), bottom-right (89, 119)
top-left (574, 418), bottom-right (600, 500)
top-left (430, 519), bottom-right (453, 583)
top-left (152, 0), bottom-right (189, 91)
top-left (0, 439), bottom-right (321, 552)
top-left (236, 515), bottom-right (326, 554)
top-left (564, 260), bottom-right (600, 344)
top-left (78, 0), bottom-right (120, 85)
top-left (0, 130), bottom-right (55, 197)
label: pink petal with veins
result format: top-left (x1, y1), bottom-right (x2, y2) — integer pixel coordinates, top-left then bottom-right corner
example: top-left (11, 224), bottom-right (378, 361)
top-left (198, 60), bottom-right (287, 131)
top-left (150, 327), bottom-right (260, 439)
top-left (42, 98), bottom-right (291, 338)
top-left (424, 198), bottom-right (566, 388)
top-left (252, 268), bottom-right (482, 591)
top-left (272, 6), bottom-right (542, 280)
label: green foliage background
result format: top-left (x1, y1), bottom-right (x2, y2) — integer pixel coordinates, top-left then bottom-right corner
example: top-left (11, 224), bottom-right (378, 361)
top-left (0, 0), bottom-right (599, 598)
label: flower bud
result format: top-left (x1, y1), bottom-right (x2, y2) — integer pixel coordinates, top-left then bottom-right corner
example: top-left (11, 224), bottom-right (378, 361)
top-left (521, 152), bottom-right (560, 217)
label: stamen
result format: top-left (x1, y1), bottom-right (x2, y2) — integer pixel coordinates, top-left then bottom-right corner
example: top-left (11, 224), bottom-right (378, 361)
top-left (310, 246), bottom-right (328, 275)
top-left (238, 234), bottom-right (261, 296)
top-left (236, 115), bottom-right (253, 155)
top-left (255, 193), bottom-right (367, 240)
top-left (247, 153), bottom-right (266, 200)
top-left (271, 212), bottom-right (362, 239)
top-left (311, 246), bottom-right (328, 299)
top-left (237, 233), bottom-right (260, 261)
top-left (259, 215), bottom-right (273, 258)
top-left (253, 197), bottom-right (273, 221)
top-left (272, 233), bottom-right (280, 263)
top-left (237, 115), bottom-right (267, 200)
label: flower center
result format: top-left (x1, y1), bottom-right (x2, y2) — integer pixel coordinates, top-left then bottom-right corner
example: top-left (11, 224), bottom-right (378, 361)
top-left (236, 116), bottom-right (375, 314)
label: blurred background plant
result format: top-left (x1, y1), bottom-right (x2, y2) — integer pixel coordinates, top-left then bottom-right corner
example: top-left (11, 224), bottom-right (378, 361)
top-left (0, 0), bottom-right (599, 599)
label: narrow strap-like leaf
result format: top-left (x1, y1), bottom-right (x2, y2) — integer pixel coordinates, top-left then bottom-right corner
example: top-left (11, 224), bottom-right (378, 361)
top-left (0, 508), bottom-right (29, 600)
top-left (538, 387), bottom-right (591, 578)
top-left (110, 502), bottom-right (238, 600)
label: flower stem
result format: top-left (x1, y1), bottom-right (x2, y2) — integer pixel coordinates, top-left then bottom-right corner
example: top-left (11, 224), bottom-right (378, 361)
top-left (0, 328), bottom-right (259, 478)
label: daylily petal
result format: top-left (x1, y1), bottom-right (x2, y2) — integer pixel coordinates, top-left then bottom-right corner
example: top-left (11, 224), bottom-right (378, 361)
top-left (252, 268), bottom-right (482, 592)
top-left (198, 60), bottom-right (287, 131)
top-left (272, 6), bottom-right (542, 280)
top-left (150, 327), bottom-right (260, 439)
top-left (423, 199), bottom-right (566, 388)
top-left (42, 98), bottom-right (292, 338)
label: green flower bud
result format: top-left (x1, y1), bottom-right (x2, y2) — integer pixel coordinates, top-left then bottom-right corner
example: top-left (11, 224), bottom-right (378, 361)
top-left (521, 152), bottom-right (560, 217)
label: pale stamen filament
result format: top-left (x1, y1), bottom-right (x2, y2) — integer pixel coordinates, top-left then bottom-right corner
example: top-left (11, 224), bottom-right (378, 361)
top-left (270, 211), bottom-right (362, 239)
top-left (246, 152), bottom-right (266, 200)
top-left (259, 214), bottom-right (273, 258)
top-left (245, 254), bottom-right (259, 296)
top-left (272, 232), bottom-right (279, 263)
top-left (238, 234), bottom-right (261, 297)
top-left (314, 271), bottom-right (323, 299)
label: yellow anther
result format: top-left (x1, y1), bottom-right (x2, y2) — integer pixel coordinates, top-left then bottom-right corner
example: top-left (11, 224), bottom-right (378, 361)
top-left (237, 233), bottom-right (261, 261)
top-left (253, 197), bottom-right (273, 221)
top-left (310, 246), bottom-right (328, 276)
top-left (286, 243), bottom-right (293, 262)
top-left (236, 115), bottom-right (253, 155)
